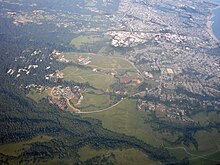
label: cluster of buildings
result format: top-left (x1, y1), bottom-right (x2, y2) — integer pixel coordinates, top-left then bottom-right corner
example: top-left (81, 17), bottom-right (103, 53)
top-left (4, 0), bottom-right (220, 117)
top-left (49, 86), bottom-right (82, 110)
top-left (51, 50), bottom-right (70, 63)
top-left (7, 64), bottom-right (39, 78)
top-left (45, 70), bottom-right (64, 81)
top-left (137, 99), bottom-right (193, 122)
top-left (107, 31), bottom-right (147, 47)
top-left (48, 96), bottom-right (67, 110)
top-left (77, 56), bottom-right (92, 65)
top-left (25, 84), bottom-right (46, 92)
top-left (6, 49), bottom-right (50, 79)
top-left (112, 0), bottom-right (220, 119)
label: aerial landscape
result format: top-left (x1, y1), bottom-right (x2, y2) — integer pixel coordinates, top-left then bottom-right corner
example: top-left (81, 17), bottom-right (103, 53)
top-left (0, 0), bottom-right (220, 164)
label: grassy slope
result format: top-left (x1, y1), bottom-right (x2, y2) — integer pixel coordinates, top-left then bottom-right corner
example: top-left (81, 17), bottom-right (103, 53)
top-left (27, 89), bottom-right (48, 103)
top-left (82, 99), bottom-right (177, 147)
top-left (78, 145), bottom-right (160, 165)
top-left (0, 135), bottom-right (53, 157)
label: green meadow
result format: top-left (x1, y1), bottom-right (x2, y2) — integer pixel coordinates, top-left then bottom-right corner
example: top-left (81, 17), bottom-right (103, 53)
top-left (62, 66), bottom-right (116, 91)
top-left (74, 93), bottom-right (111, 111)
top-left (82, 99), bottom-right (178, 147)
top-left (64, 52), bottom-right (135, 71)
top-left (70, 35), bottom-right (101, 49)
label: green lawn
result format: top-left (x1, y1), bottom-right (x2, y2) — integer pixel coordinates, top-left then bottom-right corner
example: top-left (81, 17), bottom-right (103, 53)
top-left (78, 145), bottom-right (160, 165)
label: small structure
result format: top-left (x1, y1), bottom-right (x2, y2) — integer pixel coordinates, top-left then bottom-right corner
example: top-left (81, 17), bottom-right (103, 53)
top-left (167, 68), bottom-right (174, 74)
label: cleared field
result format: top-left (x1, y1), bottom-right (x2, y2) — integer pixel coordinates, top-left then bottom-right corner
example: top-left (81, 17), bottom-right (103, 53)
top-left (74, 93), bottom-right (111, 111)
top-left (78, 145), bottom-right (160, 165)
top-left (27, 89), bottom-right (48, 102)
top-left (64, 52), bottom-right (135, 71)
top-left (82, 99), bottom-right (178, 147)
top-left (0, 135), bottom-right (53, 157)
top-left (70, 35), bottom-right (101, 49)
top-left (62, 66), bottom-right (116, 91)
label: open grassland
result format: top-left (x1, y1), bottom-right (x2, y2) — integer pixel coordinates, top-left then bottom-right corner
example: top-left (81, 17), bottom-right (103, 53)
top-left (74, 93), bottom-right (111, 111)
top-left (168, 147), bottom-right (220, 165)
top-left (78, 145), bottom-right (160, 165)
top-left (88, 55), bottom-right (134, 70)
top-left (0, 135), bottom-right (53, 157)
top-left (192, 130), bottom-right (220, 154)
top-left (190, 112), bottom-right (220, 154)
top-left (192, 111), bottom-right (220, 124)
top-left (63, 52), bottom-right (142, 93)
top-left (27, 89), bottom-right (48, 103)
top-left (166, 129), bottom-right (220, 164)
top-left (70, 35), bottom-right (101, 49)
top-left (82, 99), bottom-right (178, 147)
top-left (64, 52), bottom-right (135, 71)
top-left (62, 66), bottom-right (116, 91)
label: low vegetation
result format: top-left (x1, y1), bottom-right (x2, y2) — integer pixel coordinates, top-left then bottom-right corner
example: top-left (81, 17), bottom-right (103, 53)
top-left (78, 145), bottom-right (161, 165)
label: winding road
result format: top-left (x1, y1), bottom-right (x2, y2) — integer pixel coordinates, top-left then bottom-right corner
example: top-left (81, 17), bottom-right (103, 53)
top-left (165, 146), bottom-right (220, 162)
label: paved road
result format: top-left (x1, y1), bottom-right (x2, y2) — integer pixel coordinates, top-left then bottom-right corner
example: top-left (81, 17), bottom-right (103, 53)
top-left (76, 98), bottom-right (124, 114)
top-left (66, 98), bottom-right (80, 113)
